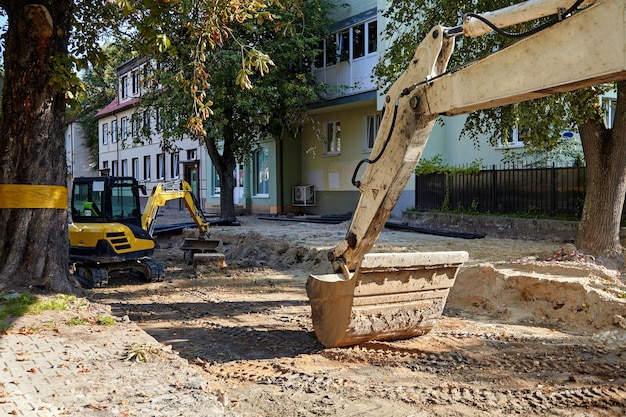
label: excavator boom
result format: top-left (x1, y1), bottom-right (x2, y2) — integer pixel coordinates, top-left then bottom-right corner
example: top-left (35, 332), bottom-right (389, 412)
top-left (307, 0), bottom-right (626, 347)
top-left (142, 180), bottom-right (225, 265)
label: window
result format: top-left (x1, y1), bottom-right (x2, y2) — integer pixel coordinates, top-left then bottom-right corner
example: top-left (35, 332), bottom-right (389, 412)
top-left (324, 121), bottom-right (341, 155)
top-left (254, 148), bottom-right (269, 195)
top-left (102, 123), bottom-right (108, 145)
top-left (212, 167), bottom-right (220, 195)
top-left (352, 23), bottom-right (365, 59)
top-left (111, 119), bottom-right (117, 143)
top-left (111, 160), bottom-right (118, 176)
top-left (120, 117), bottom-right (127, 141)
top-left (132, 70), bottom-right (140, 95)
top-left (155, 108), bottom-right (162, 132)
top-left (143, 155), bottom-right (151, 180)
top-left (121, 159), bottom-right (128, 176)
top-left (131, 115), bottom-right (140, 138)
top-left (338, 30), bottom-right (350, 62)
top-left (171, 153), bottom-right (179, 178)
top-left (132, 158), bottom-right (139, 179)
top-left (142, 111), bottom-right (150, 135)
top-left (186, 149), bottom-right (196, 160)
top-left (315, 19), bottom-right (377, 68)
top-left (367, 21), bottom-right (377, 54)
top-left (603, 97), bottom-right (617, 128)
top-left (366, 114), bottom-right (382, 150)
top-left (156, 153), bottom-right (165, 179)
top-left (499, 126), bottom-right (525, 148)
top-left (325, 34), bottom-right (337, 67)
top-left (102, 161), bottom-right (109, 173)
top-left (120, 75), bottom-right (128, 99)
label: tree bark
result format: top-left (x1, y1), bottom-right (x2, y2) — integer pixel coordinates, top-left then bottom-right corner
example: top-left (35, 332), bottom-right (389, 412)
top-left (576, 81), bottom-right (626, 270)
top-left (203, 128), bottom-right (238, 223)
top-left (0, 1), bottom-right (76, 292)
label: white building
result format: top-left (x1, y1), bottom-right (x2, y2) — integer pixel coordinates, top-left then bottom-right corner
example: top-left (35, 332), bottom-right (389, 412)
top-left (93, 57), bottom-right (208, 206)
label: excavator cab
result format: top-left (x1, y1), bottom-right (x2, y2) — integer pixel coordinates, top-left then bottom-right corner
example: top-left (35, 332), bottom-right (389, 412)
top-left (71, 176), bottom-right (144, 227)
top-left (69, 177), bottom-right (163, 287)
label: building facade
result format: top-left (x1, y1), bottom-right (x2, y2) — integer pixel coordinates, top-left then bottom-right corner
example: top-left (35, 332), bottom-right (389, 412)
top-left (94, 57), bottom-right (208, 207)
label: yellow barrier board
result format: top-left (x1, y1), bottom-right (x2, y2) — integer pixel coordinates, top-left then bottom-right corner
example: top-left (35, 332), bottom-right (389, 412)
top-left (0, 184), bottom-right (68, 209)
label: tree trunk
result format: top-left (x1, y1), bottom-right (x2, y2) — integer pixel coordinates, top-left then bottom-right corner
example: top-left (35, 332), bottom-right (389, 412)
top-left (202, 132), bottom-right (238, 223)
top-left (576, 82), bottom-right (626, 270)
top-left (0, 2), bottom-right (76, 292)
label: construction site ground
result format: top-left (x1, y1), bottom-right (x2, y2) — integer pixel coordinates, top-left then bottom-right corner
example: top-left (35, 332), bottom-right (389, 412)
top-left (2, 211), bottom-right (626, 416)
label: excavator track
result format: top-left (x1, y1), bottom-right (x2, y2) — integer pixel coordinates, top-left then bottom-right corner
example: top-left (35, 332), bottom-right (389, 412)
top-left (137, 258), bottom-right (165, 282)
top-left (74, 265), bottom-right (109, 288)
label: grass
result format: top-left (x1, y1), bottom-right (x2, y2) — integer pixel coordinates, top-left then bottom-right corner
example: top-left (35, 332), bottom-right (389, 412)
top-left (0, 292), bottom-right (114, 332)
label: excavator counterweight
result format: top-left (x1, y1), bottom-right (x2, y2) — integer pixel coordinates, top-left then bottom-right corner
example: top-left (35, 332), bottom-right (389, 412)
top-left (306, 0), bottom-right (626, 347)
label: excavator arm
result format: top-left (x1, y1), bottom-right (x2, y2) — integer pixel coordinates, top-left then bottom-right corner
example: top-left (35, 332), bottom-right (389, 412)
top-left (331, 0), bottom-right (626, 273)
top-left (308, 0), bottom-right (626, 347)
top-left (142, 180), bottom-right (211, 237)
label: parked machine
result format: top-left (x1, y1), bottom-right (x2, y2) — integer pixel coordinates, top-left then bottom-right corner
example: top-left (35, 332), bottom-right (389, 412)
top-left (306, 0), bottom-right (626, 347)
top-left (69, 176), bottom-right (223, 287)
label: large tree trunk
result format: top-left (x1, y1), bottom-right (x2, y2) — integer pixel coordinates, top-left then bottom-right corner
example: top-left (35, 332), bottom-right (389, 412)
top-left (576, 81), bottom-right (626, 271)
top-left (203, 131), bottom-right (238, 224)
top-left (0, 2), bottom-right (75, 292)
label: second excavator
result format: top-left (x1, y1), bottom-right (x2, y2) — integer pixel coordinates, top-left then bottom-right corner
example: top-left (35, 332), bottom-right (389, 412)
top-left (307, 0), bottom-right (626, 347)
top-left (69, 176), bottom-right (224, 287)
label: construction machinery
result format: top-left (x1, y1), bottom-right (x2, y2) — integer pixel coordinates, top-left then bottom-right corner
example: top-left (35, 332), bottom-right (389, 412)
top-left (69, 176), bottom-right (223, 287)
top-left (306, 0), bottom-right (626, 347)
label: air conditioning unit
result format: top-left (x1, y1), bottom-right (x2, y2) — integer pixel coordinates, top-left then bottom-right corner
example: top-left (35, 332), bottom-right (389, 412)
top-left (292, 185), bottom-right (315, 207)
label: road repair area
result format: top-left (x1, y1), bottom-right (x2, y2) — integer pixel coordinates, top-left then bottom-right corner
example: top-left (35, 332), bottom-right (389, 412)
top-left (2, 213), bottom-right (626, 416)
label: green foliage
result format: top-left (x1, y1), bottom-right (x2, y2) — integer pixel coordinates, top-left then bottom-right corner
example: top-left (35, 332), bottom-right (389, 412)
top-left (97, 315), bottom-right (116, 326)
top-left (415, 155), bottom-right (483, 175)
top-left (132, 0), bottom-right (332, 183)
top-left (374, 0), bottom-right (613, 158)
top-left (67, 316), bottom-right (87, 325)
top-left (76, 43), bottom-right (136, 166)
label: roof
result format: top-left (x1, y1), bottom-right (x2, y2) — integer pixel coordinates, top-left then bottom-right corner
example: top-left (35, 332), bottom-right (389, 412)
top-left (93, 96), bottom-right (140, 120)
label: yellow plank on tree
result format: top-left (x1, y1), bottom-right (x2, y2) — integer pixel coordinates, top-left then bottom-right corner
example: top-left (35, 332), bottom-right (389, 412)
top-left (0, 184), bottom-right (68, 209)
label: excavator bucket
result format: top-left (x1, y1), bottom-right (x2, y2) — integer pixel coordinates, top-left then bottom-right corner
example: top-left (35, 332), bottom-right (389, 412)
top-left (181, 238), bottom-right (226, 267)
top-left (306, 251), bottom-right (468, 348)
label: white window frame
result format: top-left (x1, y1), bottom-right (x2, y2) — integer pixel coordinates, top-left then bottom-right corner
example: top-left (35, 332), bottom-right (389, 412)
top-left (156, 153), bottom-right (165, 180)
top-left (171, 153), bottom-right (180, 179)
top-left (111, 119), bottom-right (117, 143)
top-left (102, 123), bottom-right (108, 145)
top-left (121, 159), bottom-right (128, 176)
top-left (365, 114), bottom-right (382, 151)
top-left (603, 97), bottom-right (617, 129)
top-left (132, 157), bottom-right (139, 179)
top-left (498, 126), bottom-right (525, 149)
top-left (254, 148), bottom-right (270, 197)
top-left (120, 75), bottom-right (128, 99)
top-left (316, 19), bottom-right (377, 68)
top-left (143, 155), bottom-right (151, 180)
top-left (120, 117), bottom-right (127, 142)
top-left (324, 121), bottom-right (341, 156)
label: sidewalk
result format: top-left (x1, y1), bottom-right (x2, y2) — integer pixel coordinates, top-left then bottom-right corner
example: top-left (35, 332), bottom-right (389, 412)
top-left (0, 297), bottom-right (228, 417)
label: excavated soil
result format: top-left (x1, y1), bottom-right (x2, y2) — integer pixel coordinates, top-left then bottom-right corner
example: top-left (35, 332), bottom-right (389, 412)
top-left (89, 213), bottom-right (626, 417)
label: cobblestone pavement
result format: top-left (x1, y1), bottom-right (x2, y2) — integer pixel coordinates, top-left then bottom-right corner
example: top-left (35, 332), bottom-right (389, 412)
top-left (0, 301), bottom-right (227, 417)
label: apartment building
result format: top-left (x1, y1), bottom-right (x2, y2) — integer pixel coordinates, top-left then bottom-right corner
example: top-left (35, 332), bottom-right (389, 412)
top-left (94, 57), bottom-right (208, 207)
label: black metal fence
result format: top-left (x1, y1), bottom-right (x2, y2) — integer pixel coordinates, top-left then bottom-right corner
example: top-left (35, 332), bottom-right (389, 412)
top-left (415, 164), bottom-right (587, 218)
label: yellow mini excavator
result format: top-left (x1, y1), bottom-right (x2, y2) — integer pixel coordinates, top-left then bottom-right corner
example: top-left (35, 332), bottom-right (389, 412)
top-left (69, 176), bottom-right (223, 287)
top-left (307, 0), bottom-right (626, 347)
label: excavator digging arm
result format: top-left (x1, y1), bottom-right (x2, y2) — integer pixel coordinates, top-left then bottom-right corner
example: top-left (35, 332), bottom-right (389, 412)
top-left (142, 180), bottom-right (211, 237)
top-left (331, 0), bottom-right (626, 275)
top-left (308, 0), bottom-right (626, 348)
